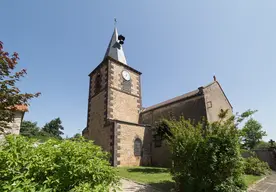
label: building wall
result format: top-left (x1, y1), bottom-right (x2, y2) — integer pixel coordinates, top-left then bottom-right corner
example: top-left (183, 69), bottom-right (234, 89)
top-left (140, 95), bottom-right (207, 167)
top-left (116, 122), bottom-right (145, 166)
top-left (110, 89), bottom-right (140, 123)
top-left (86, 91), bottom-right (110, 151)
top-left (242, 149), bottom-right (276, 171)
top-left (203, 82), bottom-right (232, 122)
top-left (7, 111), bottom-right (24, 135)
top-left (89, 63), bottom-right (108, 97)
top-left (86, 61), bottom-right (110, 151)
top-left (140, 95), bottom-right (206, 125)
top-left (0, 111), bottom-right (24, 141)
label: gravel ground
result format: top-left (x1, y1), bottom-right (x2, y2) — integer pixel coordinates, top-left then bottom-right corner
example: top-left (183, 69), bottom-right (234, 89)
top-left (112, 179), bottom-right (161, 192)
top-left (248, 172), bottom-right (276, 192)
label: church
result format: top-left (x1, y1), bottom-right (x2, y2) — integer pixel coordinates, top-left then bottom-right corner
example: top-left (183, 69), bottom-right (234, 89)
top-left (82, 27), bottom-right (232, 167)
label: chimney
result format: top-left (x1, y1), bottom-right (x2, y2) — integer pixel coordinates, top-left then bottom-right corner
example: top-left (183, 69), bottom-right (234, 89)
top-left (198, 86), bottom-right (204, 95)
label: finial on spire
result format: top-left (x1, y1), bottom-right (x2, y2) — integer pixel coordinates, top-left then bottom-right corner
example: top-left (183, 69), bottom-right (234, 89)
top-left (213, 75), bottom-right (217, 81)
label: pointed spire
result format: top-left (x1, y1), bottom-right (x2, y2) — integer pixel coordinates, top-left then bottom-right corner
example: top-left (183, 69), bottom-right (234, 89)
top-left (104, 27), bottom-right (127, 65)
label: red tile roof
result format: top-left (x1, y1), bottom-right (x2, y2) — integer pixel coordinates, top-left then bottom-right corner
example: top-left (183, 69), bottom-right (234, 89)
top-left (12, 105), bottom-right (28, 112)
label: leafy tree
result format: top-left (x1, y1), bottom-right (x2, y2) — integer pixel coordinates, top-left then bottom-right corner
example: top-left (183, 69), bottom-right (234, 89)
top-left (241, 118), bottom-right (267, 150)
top-left (20, 120), bottom-right (40, 137)
top-left (41, 118), bottom-right (64, 139)
top-left (156, 110), bottom-right (258, 192)
top-left (73, 133), bottom-right (81, 138)
top-left (269, 139), bottom-right (275, 148)
top-left (0, 41), bottom-right (40, 134)
top-left (254, 140), bottom-right (271, 149)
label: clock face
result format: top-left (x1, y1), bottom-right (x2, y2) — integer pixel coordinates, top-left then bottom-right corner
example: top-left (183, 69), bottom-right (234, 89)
top-left (122, 70), bottom-right (131, 81)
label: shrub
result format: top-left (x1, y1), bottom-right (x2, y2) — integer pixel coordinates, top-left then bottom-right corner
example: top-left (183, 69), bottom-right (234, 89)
top-left (244, 156), bottom-right (270, 176)
top-left (0, 135), bottom-right (119, 192)
top-left (253, 141), bottom-right (271, 150)
top-left (159, 117), bottom-right (246, 192)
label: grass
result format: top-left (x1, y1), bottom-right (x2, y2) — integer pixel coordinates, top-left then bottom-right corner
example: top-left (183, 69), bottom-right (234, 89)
top-left (116, 166), bottom-right (264, 190)
top-left (116, 166), bottom-right (174, 191)
top-left (243, 174), bottom-right (264, 186)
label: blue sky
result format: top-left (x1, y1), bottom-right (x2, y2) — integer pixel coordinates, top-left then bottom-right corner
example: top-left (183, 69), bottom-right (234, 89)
top-left (1, 1), bottom-right (276, 140)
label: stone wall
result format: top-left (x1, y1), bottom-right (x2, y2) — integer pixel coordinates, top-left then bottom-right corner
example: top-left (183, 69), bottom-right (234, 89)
top-left (140, 95), bottom-right (206, 125)
top-left (0, 111), bottom-right (24, 140)
top-left (85, 60), bottom-right (111, 152)
top-left (8, 111), bottom-right (23, 135)
top-left (1, 111), bottom-right (24, 135)
top-left (116, 122), bottom-right (145, 166)
top-left (89, 63), bottom-right (108, 97)
top-left (203, 82), bottom-right (232, 122)
top-left (109, 89), bottom-right (140, 123)
top-left (107, 61), bottom-right (141, 123)
top-left (109, 61), bottom-right (140, 97)
top-left (140, 95), bottom-right (206, 167)
top-left (242, 149), bottom-right (276, 171)
top-left (86, 91), bottom-right (110, 151)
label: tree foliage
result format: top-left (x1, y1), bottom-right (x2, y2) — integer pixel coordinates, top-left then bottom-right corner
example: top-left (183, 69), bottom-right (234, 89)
top-left (269, 139), bottom-right (275, 148)
top-left (244, 156), bottom-right (270, 176)
top-left (0, 135), bottom-right (119, 192)
top-left (41, 118), bottom-right (64, 139)
top-left (20, 119), bottom-right (65, 141)
top-left (156, 110), bottom-right (256, 192)
top-left (241, 118), bottom-right (267, 150)
top-left (20, 121), bottom-right (40, 137)
top-left (0, 41), bottom-right (40, 133)
top-left (254, 140), bottom-right (271, 150)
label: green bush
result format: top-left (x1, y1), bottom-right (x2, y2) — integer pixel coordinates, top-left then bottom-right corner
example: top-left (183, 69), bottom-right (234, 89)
top-left (159, 117), bottom-right (246, 192)
top-left (244, 156), bottom-right (270, 176)
top-left (0, 135), bottom-right (119, 192)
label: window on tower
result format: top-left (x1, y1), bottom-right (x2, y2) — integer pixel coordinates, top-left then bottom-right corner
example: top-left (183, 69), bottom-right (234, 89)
top-left (94, 72), bottom-right (101, 94)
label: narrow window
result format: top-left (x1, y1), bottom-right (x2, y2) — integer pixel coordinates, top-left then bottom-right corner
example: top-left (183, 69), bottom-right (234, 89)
top-left (134, 138), bottom-right (142, 156)
top-left (94, 72), bottom-right (101, 94)
top-left (154, 134), bottom-right (162, 148)
top-left (207, 101), bottom-right (212, 108)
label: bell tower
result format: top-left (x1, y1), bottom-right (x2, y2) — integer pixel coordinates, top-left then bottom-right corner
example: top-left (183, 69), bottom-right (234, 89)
top-left (105, 28), bottom-right (142, 124)
top-left (83, 26), bottom-right (145, 166)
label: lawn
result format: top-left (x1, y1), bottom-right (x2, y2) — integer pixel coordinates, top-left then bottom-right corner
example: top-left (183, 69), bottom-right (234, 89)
top-left (116, 166), bottom-right (264, 191)
top-left (243, 174), bottom-right (263, 186)
top-left (116, 166), bottom-right (174, 191)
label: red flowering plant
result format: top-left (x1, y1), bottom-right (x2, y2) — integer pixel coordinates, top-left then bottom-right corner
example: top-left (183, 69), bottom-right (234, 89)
top-left (0, 41), bottom-right (40, 134)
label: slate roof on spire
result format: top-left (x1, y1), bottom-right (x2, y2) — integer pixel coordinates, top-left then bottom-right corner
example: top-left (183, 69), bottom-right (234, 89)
top-left (104, 27), bottom-right (127, 65)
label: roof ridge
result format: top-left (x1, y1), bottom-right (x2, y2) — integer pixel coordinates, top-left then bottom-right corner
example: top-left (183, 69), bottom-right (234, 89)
top-left (141, 80), bottom-right (222, 113)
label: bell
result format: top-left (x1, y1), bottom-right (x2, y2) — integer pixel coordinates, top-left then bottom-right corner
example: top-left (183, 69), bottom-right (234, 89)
top-left (118, 35), bottom-right (125, 41)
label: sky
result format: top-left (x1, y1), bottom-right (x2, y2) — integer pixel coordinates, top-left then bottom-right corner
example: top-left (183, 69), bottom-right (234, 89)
top-left (1, 1), bottom-right (276, 140)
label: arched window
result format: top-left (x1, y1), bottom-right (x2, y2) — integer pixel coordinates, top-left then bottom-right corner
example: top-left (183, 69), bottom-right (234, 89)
top-left (134, 138), bottom-right (142, 156)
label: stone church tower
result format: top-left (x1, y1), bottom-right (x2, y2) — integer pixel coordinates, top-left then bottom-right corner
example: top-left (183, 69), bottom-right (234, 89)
top-left (82, 27), bottom-right (146, 166)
